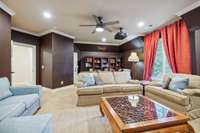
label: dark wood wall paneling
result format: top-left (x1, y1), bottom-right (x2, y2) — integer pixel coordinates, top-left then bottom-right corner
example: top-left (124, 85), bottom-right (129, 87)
top-left (74, 43), bottom-right (121, 60)
top-left (75, 43), bottom-right (120, 52)
top-left (182, 7), bottom-right (200, 75)
top-left (40, 33), bottom-right (74, 89)
top-left (40, 33), bottom-right (53, 88)
top-left (52, 33), bottom-right (74, 88)
top-left (75, 36), bottom-right (144, 80)
top-left (0, 9), bottom-right (11, 80)
top-left (11, 30), bottom-right (40, 84)
top-left (120, 37), bottom-right (144, 80)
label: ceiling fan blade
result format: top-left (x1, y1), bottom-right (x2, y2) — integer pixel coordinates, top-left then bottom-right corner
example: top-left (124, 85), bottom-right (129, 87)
top-left (105, 27), bottom-right (113, 32)
top-left (104, 21), bottom-right (120, 25)
top-left (80, 24), bottom-right (96, 27)
top-left (92, 15), bottom-right (101, 24)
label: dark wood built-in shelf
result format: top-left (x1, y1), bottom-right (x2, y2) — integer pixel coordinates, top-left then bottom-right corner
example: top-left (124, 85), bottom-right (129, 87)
top-left (81, 56), bottom-right (122, 71)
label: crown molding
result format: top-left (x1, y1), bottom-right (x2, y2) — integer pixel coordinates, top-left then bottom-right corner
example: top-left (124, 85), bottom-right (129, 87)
top-left (11, 27), bottom-right (76, 39)
top-left (11, 27), bottom-right (40, 37)
top-left (119, 34), bottom-right (144, 45)
top-left (74, 41), bottom-right (120, 46)
top-left (176, 1), bottom-right (200, 16)
top-left (0, 1), bottom-right (15, 16)
top-left (39, 29), bottom-right (75, 39)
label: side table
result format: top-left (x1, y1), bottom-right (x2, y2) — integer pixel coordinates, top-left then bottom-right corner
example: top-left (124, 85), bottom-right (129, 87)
top-left (140, 80), bottom-right (151, 96)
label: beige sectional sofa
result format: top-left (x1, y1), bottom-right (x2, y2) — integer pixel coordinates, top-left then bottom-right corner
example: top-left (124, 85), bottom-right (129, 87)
top-left (146, 74), bottom-right (200, 116)
top-left (76, 72), bottom-right (200, 119)
top-left (76, 71), bottom-right (142, 106)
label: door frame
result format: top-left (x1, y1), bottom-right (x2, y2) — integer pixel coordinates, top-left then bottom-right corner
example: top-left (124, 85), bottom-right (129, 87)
top-left (11, 41), bottom-right (37, 85)
top-left (73, 52), bottom-right (78, 83)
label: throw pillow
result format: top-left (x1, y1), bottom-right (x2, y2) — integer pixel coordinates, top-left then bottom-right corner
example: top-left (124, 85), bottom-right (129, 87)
top-left (162, 76), bottom-right (171, 89)
top-left (113, 71), bottom-right (131, 84)
top-left (82, 74), bottom-right (95, 87)
top-left (169, 77), bottom-right (189, 92)
top-left (0, 77), bottom-right (12, 100)
top-left (98, 72), bottom-right (116, 84)
top-left (94, 76), bottom-right (104, 85)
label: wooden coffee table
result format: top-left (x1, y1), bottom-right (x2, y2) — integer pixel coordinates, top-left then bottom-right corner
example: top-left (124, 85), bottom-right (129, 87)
top-left (99, 95), bottom-right (194, 133)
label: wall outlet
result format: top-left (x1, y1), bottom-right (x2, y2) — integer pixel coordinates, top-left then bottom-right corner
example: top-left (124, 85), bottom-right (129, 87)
top-left (61, 81), bottom-right (64, 85)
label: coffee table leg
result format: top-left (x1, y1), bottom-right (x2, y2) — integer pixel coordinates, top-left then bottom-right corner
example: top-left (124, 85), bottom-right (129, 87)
top-left (99, 101), bottom-right (104, 116)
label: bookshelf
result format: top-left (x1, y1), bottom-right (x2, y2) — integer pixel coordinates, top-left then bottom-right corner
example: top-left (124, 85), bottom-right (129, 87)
top-left (81, 56), bottom-right (122, 71)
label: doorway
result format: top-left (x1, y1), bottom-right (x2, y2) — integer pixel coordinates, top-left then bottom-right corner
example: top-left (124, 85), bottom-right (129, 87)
top-left (11, 41), bottom-right (36, 86)
top-left (73, 52), bottom-right (78, 83)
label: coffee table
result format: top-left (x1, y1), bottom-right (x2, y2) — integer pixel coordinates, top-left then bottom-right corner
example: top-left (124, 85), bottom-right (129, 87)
top-left (99, 95), bottom-right (194, 133)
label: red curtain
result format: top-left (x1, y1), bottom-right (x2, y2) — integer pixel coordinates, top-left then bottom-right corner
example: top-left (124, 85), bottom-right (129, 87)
top-left (160, 20), bottom-right (191, 74)
top-left (143, 31), bottom-right (160, 80)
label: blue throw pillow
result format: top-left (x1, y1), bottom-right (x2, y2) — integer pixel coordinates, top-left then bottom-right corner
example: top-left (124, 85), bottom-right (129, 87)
top-left (169, 77), bottom-right (189, 93)
top-left (82, 74), bottom-right (95, 87)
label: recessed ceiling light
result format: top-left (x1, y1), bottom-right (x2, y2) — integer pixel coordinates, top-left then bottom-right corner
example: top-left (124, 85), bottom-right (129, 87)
top-left (101, 37), bottom-right (107, 42)
top-left (137, 21), bottom-right (145, 27)
top-left (43, 11), bottom-right (52, 19)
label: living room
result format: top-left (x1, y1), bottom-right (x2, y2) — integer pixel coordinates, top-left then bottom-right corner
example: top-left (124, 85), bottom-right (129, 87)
top-left (0, 0), bottom-right (200, 133)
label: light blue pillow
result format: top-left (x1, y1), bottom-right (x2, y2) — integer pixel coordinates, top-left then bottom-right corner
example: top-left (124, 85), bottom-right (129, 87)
top-left (169, 77), bottom-right (189, 93)
top-left (0, 77), bottom-right (12, 100)
top-left (82, 74), bottom-right (95, 87)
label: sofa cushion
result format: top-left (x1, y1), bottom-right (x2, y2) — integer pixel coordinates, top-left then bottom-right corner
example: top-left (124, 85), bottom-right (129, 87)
top-left (172, 74), bottom-right (200, 89)
top-left (113, 71), bottom-right (131, 84)
top-left (169, 77), bottom-right (189, 92)
top-left (146, 86), bottom-right (190, 106)
top-left (94, 76), bottom-right (104, 85)
top-left (77, 86), bottom-right (103, 95)
top-left (0, 77), bottom-right (12, 100)
top-left (119, 84), bottom-right (142, 92)
top-left (102, 84), bottom-right (123, 93)
top-left (0, 103), bottom-right (25, 121)
top-left (127, 80), bottom-right (141, 84)
top-left (0, 94), bottom-right (39, 108)
top-left (0, 114), bottom-right (53, 133)
top-left (98, 72), bottom-right (116, 84)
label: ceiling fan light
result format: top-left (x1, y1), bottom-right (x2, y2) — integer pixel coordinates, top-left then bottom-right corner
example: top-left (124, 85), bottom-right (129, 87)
top-left (95, 27), bottom-right (104, 32)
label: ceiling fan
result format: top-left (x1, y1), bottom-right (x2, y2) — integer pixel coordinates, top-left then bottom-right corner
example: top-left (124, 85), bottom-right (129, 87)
top-left (80, 15), bottom-right (120, 33)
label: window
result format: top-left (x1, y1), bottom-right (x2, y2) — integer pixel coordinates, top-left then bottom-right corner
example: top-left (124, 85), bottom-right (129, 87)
top-left (151, 38), bottom-right (172, 80)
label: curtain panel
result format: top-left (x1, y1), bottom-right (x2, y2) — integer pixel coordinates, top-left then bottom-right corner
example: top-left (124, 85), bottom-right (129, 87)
top-left (160, 20), bottom-right (192, 74)
top-left (143, 31), bottom-right (160, 80)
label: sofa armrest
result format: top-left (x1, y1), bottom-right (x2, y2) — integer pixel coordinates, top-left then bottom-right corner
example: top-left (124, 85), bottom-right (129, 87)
top-left (75, 81), bottom-right (84, 88)
top-left (10, 85), bottom-right (42, 98)
top-left (182, 89), bottom-right (200, 96)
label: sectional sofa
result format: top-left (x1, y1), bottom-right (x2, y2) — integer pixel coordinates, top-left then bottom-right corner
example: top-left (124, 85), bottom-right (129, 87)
top-left (76, 71), bottom-right (143, 106)
top-left (0, 77), bottom-right (53, 133)
top-left (146, 74), bottom-right (200, 116)
top-left (76, 72), bottom-right (200, 118)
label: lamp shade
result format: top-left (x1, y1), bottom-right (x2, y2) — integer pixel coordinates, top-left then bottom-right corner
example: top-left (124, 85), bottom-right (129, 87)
top-left (128, 52), bottom-right (139, 62)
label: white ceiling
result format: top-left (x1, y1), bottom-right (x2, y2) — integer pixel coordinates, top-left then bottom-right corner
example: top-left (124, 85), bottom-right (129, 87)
top-left (2, 0), bottom-right (198, 45)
